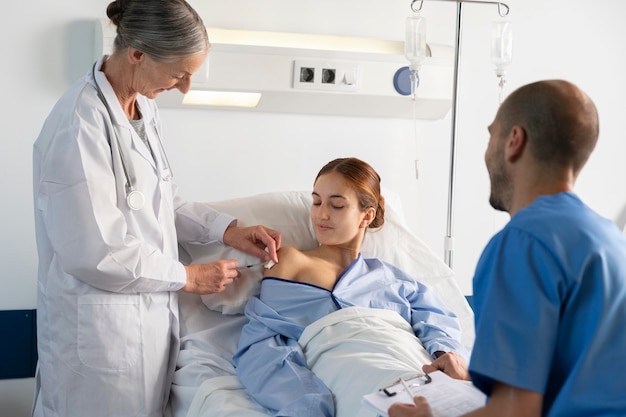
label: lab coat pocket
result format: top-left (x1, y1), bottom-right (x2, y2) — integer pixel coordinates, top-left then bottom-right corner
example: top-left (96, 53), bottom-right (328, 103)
top-left (77, 293), bottom-right (140, 370)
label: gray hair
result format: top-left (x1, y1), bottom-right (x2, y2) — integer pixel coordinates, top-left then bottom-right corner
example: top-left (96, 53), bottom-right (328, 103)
top-left (106, 0), bottom-right (209, 63)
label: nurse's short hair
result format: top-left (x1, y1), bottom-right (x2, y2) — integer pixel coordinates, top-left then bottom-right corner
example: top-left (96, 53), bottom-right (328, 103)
top-left (496, 79), bottom-right (599, 175)
top-left (106, 0), bottom-right (209, 63)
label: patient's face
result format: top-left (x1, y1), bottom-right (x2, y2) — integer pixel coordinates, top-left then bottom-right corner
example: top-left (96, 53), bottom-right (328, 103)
top-left (311, 172), bottom-right (369, 248)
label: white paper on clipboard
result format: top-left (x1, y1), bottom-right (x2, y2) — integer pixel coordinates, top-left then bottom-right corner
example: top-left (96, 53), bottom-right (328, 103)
top-left (362, 371), bottom-right (486, 417)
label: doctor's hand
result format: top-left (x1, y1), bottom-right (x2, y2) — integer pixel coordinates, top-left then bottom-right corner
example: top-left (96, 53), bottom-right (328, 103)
top-left (182, 260), bottom-right (240, 294)
top-left (223, 225), bottom-right (282, 264)
top-left (388, 396), bottom-right (433, 417)
top-left (422, 351), bottom-right (470, 381)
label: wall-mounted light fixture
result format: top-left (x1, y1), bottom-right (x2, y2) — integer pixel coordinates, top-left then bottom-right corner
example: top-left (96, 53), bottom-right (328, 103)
top-left (94, 20), bottom-right (456, 119)
top-left (182, 91), bottom-right (262, 108)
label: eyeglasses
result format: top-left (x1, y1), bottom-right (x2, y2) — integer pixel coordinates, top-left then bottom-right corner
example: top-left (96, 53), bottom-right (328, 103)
top-left (380, 373), bottom-right (432, 397)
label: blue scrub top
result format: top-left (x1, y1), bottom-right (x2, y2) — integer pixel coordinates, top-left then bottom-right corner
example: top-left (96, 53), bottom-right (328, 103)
top-left (469, 192), bottom-right (626, 416)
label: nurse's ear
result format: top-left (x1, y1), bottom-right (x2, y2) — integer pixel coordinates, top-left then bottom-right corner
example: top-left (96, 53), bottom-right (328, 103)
top-left (505, 125), bottom-right (527, 163)
top-left (127, 47), bottom-right (146, 65)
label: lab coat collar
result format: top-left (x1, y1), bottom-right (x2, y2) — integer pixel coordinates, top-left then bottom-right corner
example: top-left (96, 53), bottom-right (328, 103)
top-left (89, 56), bottom-right (158, 168)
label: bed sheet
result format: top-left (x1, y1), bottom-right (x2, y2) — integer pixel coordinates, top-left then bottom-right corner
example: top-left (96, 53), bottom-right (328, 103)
top-left (180, 307), bottom-right (434, 417)
top-left (171, 191), bottom-right (475, 417)
top-left (170, 292), bottom-right (247, 416)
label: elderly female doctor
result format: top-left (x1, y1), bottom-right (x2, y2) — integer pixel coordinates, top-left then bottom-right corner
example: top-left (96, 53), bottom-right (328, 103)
top-left (32, 1), bottom-right (281, 416)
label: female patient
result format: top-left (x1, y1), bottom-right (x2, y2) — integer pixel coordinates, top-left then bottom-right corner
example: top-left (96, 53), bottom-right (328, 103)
top-left (233, 157), bottom-right (468, 417)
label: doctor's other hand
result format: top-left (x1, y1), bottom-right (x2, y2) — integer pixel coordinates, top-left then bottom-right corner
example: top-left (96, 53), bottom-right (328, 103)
top-left (182, 260), bottom-right (240, 294)
top-left (422, 351), bottom-right (470, 381)
top-left (223, 225), bottom-right (282, 264)
top-left (388, 395), bottom-right (433, 417)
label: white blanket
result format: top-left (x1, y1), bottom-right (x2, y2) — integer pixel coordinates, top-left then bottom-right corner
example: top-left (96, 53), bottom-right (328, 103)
top-left (185, 307), bottom-right (433, 417)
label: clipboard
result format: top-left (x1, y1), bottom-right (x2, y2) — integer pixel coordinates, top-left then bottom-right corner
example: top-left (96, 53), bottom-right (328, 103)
top-left (362, 371), bottom-right (486, 417)
top-left (380, 373), bottom-right (432, 397)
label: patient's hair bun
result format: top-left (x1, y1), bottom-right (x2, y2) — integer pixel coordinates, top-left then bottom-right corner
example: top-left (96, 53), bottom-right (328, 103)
top-left (370, 195), bottom-right (385, 229)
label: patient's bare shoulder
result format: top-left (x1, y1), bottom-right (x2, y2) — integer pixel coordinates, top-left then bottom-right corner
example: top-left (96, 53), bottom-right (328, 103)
top-left (264, 246), bottom-right (341, 290)
top-left (262, 246), bottom-right (306, 280)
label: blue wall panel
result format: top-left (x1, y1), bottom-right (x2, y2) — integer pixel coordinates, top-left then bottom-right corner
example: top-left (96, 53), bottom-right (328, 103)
top-left (0, 309), bottom-right (37, 379)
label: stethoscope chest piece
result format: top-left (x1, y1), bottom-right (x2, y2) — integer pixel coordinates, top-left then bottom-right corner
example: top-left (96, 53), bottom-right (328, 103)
top-left (126, 190), bottom-right (145, 211)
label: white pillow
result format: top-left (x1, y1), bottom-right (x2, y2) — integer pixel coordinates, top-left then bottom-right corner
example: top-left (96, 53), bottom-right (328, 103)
top-left (179, 191), bottom-right (317, 315)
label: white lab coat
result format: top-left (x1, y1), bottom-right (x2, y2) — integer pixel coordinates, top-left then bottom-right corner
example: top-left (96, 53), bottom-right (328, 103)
top-left (32, 56), bottom-right (235, 417)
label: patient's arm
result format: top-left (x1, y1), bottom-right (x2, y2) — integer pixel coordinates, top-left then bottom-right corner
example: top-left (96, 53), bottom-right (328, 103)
top-left (405, 280), bottom-right (469, 361)
top-left (233, 297), bottom-right (335, 417)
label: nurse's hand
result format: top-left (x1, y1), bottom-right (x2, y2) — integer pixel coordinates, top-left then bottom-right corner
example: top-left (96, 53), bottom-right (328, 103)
top-left (388, 396), bottom-right (433, 417)
top-left (223, 225), bottom-right (282, 264)
top-left (422, 351), bottom-right (470, 381)
top-left (182, 260), bottom-right (240, 294)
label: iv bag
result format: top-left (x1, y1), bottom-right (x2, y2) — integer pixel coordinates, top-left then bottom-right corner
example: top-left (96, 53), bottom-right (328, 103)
top-left (491, 21), bottom-right (513, 76)
top-left (405, 15), bottom-right (428, 71)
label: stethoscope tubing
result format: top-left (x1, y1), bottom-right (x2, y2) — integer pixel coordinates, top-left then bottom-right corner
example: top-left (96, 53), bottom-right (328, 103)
top-left (91, 62), bottom-right (170, 211)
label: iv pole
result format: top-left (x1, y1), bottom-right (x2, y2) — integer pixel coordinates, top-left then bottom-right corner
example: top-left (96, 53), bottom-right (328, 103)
top-left (410, 0), bottom-right (510, 268)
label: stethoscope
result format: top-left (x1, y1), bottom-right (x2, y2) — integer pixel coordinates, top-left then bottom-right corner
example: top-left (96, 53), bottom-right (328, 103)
top-left (92, 63), bottom-right (172, 211)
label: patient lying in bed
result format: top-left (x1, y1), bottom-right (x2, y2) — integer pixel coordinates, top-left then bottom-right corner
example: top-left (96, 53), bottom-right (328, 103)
top-left (172, 189), bottom-right (474, 417)
top-left (173, 174), bottom-right (474, 417)
top-left (232, 158), bottom-right (468, 417)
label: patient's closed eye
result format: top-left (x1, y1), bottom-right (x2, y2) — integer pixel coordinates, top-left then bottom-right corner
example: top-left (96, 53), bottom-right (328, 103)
top-left (312, 202), bottom-right (345, 210)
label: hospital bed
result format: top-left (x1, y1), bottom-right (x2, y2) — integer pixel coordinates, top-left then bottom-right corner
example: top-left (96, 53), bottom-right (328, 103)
top-left (170, 190), bottom-right (475, 417)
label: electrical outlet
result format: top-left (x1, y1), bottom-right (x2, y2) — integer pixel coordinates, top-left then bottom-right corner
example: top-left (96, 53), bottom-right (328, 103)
top-left (321, 68), bottom-right (336, 84)
top-left (293, 60), bottom-right (360, 92)
top-left (299, 66), bottom-right (315, 83)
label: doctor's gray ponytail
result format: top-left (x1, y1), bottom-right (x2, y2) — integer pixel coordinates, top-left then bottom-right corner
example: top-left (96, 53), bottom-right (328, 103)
top-left (106, 0), bottom-right (209, 63)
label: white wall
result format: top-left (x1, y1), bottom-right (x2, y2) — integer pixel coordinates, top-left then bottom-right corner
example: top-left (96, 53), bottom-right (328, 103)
top-left (2, 0), bottom-right (626, 415)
